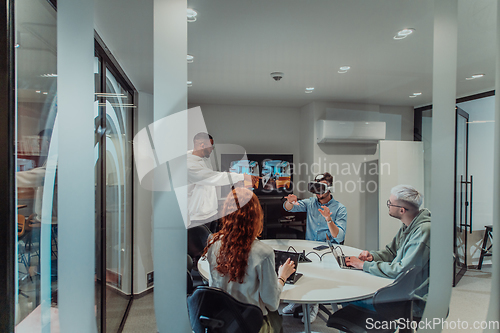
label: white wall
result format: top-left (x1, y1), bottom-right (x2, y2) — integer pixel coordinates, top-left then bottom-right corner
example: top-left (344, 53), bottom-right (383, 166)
top-left (421, 112), bottom-right (433, 213)
top-left (457, 95), bottom-right (495, 265)
top-left (94, 0), bottom-right (153, 94)
top-left (307, 101), bottom-right (414, 250)
top-left (191, 103), bottom-right (302, 170)
top-left (299, 103), bottom-right (316, 198)
top-left (133, 92), bottom-right (155, 294)
top-left (378, 141), bottom-right (425, 247)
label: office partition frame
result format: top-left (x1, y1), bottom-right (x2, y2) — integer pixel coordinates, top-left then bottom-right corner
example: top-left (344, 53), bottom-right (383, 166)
top-left (0, 0), bottom-right (16, 331)
top-left (414, 89), bottom-right (496, 137)
top-left (95, 34), bottom-right (137, 333)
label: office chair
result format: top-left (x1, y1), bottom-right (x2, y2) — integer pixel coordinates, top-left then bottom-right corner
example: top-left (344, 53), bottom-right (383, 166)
top-left (17, 214), bottom-right (32, 285)
top-left (187, 286), bottom-right (263, 333)
top-left (327, 266), bottom-right (421, 333)
top-left (188, 225), bottom-right (211, 268)
top-left (187, 254), bottom-right (194, 295)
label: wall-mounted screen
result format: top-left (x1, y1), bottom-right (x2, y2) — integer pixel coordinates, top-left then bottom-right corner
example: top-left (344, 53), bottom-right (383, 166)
top-left (220, 153), bottom-right (293, 197)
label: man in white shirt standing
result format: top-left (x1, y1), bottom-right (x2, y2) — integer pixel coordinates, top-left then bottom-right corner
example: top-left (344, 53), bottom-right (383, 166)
top-left (187, 133), bottom-right (256, 263)
top-left (187, 132), bottom-right (250, 228)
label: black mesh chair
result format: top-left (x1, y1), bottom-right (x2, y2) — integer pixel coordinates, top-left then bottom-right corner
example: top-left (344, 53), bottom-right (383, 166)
top-left (187, 254), bottom-right (194, 295)
top-left (327, 266), bottom-right (421, 333)
top-left (188, 225), bottom-right (212, 268)
top-left (187, 286), bottom-right (263, 333)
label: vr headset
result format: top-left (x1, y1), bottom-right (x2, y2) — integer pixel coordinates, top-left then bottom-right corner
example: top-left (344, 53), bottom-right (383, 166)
top-left (307, 174), bottom-right (334, 194)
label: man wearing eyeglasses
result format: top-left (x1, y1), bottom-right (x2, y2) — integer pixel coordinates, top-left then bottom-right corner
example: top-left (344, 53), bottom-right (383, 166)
top-left (344, 184), bottom-right (430, 317)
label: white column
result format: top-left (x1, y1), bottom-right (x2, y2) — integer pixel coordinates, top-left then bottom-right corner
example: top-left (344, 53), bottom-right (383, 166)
top-left (133, 92), bottom-right (155, 294)
top-left (153, 0), bottom-right (190, 332)
top-left (57, 0), bottom-right (97, 331)
top-left (485, 1), bottom-right (500, 330)
top-left (421, 0), bottom-right (457, 330)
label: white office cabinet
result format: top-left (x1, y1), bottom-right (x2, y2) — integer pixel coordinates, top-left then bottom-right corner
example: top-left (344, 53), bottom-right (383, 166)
top-left (378, 141), bottom-right (425, 248)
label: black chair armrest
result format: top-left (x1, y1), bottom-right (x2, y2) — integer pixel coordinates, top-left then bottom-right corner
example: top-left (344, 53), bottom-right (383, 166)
top-left (199, 316), bottom-right (224, 330)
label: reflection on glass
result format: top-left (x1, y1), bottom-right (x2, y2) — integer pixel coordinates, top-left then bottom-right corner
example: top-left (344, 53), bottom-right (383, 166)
top-left (14, 0), bottom-right (58, 328)
top-left (94, 55), bottom-right (102, 333)
top-left (104, 68), bottom-right (133, 333)
top-left (454, 112), bottom-right (469, 285)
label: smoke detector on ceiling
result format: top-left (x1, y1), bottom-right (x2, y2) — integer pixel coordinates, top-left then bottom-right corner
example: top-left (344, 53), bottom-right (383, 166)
top-left (270, 72), bottom-right (284, 81)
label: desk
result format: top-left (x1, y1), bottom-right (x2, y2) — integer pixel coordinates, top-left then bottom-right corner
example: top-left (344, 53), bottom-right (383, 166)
top-left (29, 217), bottom-right (58, 259)
top-left (198, 239), bottom-right (393, 333)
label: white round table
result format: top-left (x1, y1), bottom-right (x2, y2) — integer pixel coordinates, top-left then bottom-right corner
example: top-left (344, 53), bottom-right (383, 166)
top-left (198, 239), bottom-right (394, 333)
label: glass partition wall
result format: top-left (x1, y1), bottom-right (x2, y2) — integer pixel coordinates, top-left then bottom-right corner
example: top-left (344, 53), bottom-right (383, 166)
top-left (94, 40), bottom-right (135, 332)
top-left (14, 0), bottom-right (58, 327)
top-left (11, 0), bottom-right (135, 331)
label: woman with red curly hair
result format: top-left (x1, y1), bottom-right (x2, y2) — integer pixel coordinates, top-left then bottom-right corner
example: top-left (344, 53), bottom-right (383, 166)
top-left (203, 187), bottom-right (295, 332)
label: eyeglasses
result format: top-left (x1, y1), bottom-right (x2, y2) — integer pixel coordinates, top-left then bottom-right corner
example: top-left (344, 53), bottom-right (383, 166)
top-left (387, 199), bottom-right (407, 211)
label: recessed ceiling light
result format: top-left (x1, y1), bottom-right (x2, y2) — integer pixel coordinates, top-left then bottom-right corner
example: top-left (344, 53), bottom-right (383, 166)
top-left (338, 66), bottom-right (350, 74)
top-left (35, 90), bottom-right (41, 93)
top-left (187, 81), bottom-right (193, 87)
top-left (42, 92), bottom-right (48, 95)
top-left (41, 73), bottom-right (57, 78)
top-left (187, 54), bottom-right (194, 63)
top-left (187, 9), bottom-right (197, 22)
top-left (305, 90), bottom-right (313, 94)
top-left (394, 28), bottom-right (415, 40)
top-left (305, 87), bottom-right (314, 91)
top-left (413, 92), bottom-right (422, 96)
top-left (398, 28), bottom-right (414, 36)
top-left (15, 43), bottom-right (20, 48)
top-left (409, 96), bottom-right (417, 98)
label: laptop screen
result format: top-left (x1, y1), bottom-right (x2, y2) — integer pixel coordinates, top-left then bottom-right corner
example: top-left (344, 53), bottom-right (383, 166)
top-left (326, 234), bottom-right (342, 266)
top-left (274, 250), bottom-right (300, 282)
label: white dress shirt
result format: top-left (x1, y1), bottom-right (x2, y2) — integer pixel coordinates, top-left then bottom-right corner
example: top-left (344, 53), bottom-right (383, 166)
top-left (187, 150), bottom-right (244, 225)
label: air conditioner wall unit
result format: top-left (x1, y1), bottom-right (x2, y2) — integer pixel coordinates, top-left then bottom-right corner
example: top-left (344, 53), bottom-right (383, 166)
top-left (316, 120), bottom-right (386, 143)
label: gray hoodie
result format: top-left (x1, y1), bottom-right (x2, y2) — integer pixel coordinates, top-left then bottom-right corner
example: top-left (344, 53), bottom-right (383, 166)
top-left (363, 208), bottom-right (431, 316)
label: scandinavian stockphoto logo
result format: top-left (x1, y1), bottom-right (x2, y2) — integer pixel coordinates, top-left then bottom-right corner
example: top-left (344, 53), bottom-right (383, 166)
top-left (133, 106), bottom-right (391, 228)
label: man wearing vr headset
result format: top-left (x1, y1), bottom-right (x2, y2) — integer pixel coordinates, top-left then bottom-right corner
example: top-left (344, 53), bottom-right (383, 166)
top-left (284, 172), bottom-right (347, 244)
top-left (282, 172), bottom-right (347, 322)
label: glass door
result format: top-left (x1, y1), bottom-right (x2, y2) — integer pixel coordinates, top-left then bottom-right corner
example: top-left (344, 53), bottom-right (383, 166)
top-left (453, 107), bottom-right (471, 286)
top-left (103, 67), bottom-right (133, 332)
top-left (94, 40), bottom-right (135, 333)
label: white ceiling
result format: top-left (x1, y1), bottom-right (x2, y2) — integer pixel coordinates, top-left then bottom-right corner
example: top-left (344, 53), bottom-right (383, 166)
top-left (95, 0), bottom-right (497, 109)
top-left (186, 0), bottom-right (497, 108)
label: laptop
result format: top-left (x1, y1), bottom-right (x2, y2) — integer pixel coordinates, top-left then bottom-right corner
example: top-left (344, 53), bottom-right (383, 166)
top-left (274, 250), bottom-right (303, 284)
top-left (325, 234), bottom-right (360, 270)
